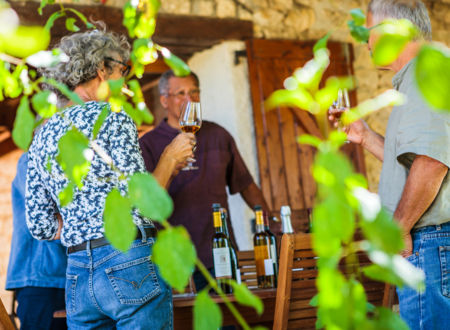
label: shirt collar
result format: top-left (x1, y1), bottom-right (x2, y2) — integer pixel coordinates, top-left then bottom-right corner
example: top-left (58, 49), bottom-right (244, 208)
top-left (392, 59), bottom-right (415, 90)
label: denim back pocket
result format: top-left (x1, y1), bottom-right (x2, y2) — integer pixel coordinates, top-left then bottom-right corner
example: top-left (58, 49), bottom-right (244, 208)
top-left (439, 245), bottom-right (450, 298)
top-left (105, 256), bottom-right (161, 305)
top-left (66, 274), bottom-right (78, 315)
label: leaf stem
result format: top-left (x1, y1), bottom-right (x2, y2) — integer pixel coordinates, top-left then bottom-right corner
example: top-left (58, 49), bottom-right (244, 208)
top-left (0, 53), bottom-right (24, 65)
top-left (195, 260), bottom-right (251, 330)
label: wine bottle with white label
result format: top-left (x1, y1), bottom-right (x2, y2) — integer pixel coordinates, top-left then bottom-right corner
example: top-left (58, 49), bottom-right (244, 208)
top-left (264, 210), bottom-right (278, 286)
top-left (253, 205), bottom-right (275, 288)
top-left (212, 203), bottom-right (235, 293)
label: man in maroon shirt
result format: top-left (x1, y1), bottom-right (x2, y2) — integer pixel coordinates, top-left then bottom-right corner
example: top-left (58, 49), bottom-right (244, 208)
top-left (139, 70), bottom-right (269, 290)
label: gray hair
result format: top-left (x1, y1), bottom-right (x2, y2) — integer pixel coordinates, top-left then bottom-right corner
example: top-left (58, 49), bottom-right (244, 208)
top-left (368, 0), bottom-right (432, 40)
top-left (41, 23), bottom-right (130, 104)
top-left (158, 70), bottom-right (200, 95)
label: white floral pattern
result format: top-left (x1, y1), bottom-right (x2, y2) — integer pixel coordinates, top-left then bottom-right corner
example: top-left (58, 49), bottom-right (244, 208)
top-left (26, 101), bottom-right (152, 247)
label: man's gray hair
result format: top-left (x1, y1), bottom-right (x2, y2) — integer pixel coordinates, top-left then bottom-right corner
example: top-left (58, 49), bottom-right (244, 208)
top-left (41, 23), bottom-right (130, 104)
top-left (158, 70), bottom-right (200, 96)
top-left (368, 0), bottom-right (432, 40)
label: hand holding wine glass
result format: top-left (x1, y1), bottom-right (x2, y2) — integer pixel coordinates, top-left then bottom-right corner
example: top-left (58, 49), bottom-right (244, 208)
top-left (328, 89), bottom-right (351, 143)
top-left (179, 101), bottom-right (202, 170)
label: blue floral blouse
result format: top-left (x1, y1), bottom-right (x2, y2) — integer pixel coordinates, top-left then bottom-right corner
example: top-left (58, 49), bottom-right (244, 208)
top-left (25, 101), bottom-right (152, 247)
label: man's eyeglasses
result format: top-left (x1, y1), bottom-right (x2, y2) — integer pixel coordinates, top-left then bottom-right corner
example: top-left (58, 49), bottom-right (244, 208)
top-left (104, 57), bottom-right (131, 77)
top-left (166, 89), bottom-right (200, 99)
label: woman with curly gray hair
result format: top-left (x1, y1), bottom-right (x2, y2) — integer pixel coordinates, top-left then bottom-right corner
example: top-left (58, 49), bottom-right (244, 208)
top-left (26, 27), bottom-right (195, 329)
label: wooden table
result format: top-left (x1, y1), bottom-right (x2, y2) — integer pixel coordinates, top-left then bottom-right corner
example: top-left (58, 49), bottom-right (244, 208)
top-left (173, 289), bottom-right (276, 329)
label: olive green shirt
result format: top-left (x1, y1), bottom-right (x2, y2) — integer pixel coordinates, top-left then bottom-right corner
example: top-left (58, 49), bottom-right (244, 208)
top-left (378, 59), bottom-right (450, 228)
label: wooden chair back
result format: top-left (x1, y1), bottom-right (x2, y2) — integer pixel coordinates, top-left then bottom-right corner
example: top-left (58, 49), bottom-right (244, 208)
top-left (0, 297), bottom-right (15, 330)
top-left (237, 250), bottom-right (258, 289)
top-left (273, 233), bottom-right (386, 330)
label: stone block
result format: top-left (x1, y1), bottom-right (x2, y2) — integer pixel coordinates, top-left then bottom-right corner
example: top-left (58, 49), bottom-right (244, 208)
top-left (271, 0), bottom-right (294, 11)
top-left (160, 0), bottom-right (191, 14)
top-left (217, 0), bottom-right (236, 17)
top-left (284, 6), bottom-right (316, 35)
top-left (192, 0), bottom-right (215, 16)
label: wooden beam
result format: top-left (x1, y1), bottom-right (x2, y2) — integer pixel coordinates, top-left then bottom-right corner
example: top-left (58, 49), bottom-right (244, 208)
top-left (144, 58), bottom-right (170, 74)
top-left (10, 2), bottom-right (253, 60)
top-left (0, 136), bottom-right (18, 157)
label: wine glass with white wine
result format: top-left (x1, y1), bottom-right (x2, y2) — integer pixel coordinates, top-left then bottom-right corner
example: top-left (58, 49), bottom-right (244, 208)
top-left (329, 88), bottom-right (351, 143)
top-left (179, 101), bottom-right (202, 170)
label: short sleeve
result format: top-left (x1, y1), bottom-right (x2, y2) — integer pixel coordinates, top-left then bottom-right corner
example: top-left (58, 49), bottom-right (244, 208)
top-left (225, 133), bottom-right (254, 194)
top-left (396, 89), bottom-right (450, 169)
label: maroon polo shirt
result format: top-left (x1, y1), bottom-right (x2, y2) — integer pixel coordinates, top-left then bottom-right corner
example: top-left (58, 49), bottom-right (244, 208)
top-left (139, 120), bottom-right (254, 268)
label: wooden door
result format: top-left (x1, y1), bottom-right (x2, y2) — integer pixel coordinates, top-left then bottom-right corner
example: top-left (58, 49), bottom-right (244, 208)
top-left (246, 39), bottom-right (366, 232)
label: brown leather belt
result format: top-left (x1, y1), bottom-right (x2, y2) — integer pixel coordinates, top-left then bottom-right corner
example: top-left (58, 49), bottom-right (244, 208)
top-left (68, 227), bottom-right (157, 254)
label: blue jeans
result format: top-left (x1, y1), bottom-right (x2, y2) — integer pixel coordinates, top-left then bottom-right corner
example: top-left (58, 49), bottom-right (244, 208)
top-left (65, 229), bottom-right (172, 329)
top-left (397, 222), bottom-right (450, 330)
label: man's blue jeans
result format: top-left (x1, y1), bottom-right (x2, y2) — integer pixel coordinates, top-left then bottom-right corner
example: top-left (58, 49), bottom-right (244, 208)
top-left (397, 222), bottom-right (450, 330)
top-left (65, 229), bottom-right (172, 329)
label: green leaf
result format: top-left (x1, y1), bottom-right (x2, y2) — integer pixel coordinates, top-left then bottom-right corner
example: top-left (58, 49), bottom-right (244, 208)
top-left (38, 0), bottom-right (48, 15)
top-left (103, 188), bottom-right (137, 252)
top-left (45, 78), bottom-right (84, 105)
top-left (265, 89), bottom-right (316, 113)
top-left (31, 91), bottom-right (57, 118)
top-left (0, 26), bottom-right (51, 58)
top-left (371, 307), bottom-right (409, 330)
top-left (65, 17), bottom-right (80, 32)
top-left (313, 32), bottom-right (331, 54)
top-left (108, 77), bottom-right (125, 95)
top-left (44, 11), bottom-right (65, 31)
top-left (230, 282), bottom-right (264, 315)
top-left (341, 89), bottom-right (405, 125)
top-left (347, 20), bottom-right (370, 43)
top-left (315, 76), bottom-right (354, 113)
top-left (350, 8), bottom-right (366, 26)
top-left (56, 127), bottom-right (91, 189)
top-left (12, 97), bottom-right (35, 150)
top-left (161, 48), bottom-right (191, 76)
top-left (415, 43), bottom-right (450, 112)
top-left (59, 181), bottom-right (75, 207)
top-left (66, 8), bottom-right (95, 29)
top-left (128, 172), bottom-right (173, 222)
top-left (92, 104), bottom-right (111, 139)
top-left (363, 264), bottom-right (404, 287)
top-left (193, 290), bottom-right (222, 330)
top-left (372, 19), bottom-right (418, 66)
top-left (366, 249), bottom-right (425, 291)
top-left (360, 208), bottom-right (403, 254)
top-left (152, 226), bottom-right (196, 291)
top-left (298, 134), bottom-right (322, 148)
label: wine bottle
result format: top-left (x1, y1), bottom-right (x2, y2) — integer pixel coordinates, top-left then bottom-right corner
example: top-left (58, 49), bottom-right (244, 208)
top-left (264, 211), bottom-right (278, 286)
top-left (220, 207), bottom-right (241, 284)
top-left (280, 205), bottom-right (294, 234)
top-left (253, 205), bottom-right (275, 288)
top-left (211, 203), bottom-right (235, 293)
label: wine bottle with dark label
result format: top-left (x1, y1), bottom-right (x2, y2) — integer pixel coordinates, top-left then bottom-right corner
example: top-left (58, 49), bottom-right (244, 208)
top-left (264, 210), bottom-right (278, 286)
top-left (220, 207), bottom-right (241, 284)
top-left (253, 205), bottom-right (275, 288)
top-left (212, 203), bottom-right (235, 293)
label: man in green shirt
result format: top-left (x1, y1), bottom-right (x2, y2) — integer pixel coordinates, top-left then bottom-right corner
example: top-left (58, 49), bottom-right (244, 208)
top-left (332, 1), bottom-right (449, 328)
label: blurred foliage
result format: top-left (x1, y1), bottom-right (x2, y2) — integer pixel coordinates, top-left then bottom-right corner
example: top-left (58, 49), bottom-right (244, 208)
top-left (415, 43), bottom-right (450, 112)
top-left (1, 1), bottom-right (448, 329)
top-left (371, 19), bottom-right (418, 66)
